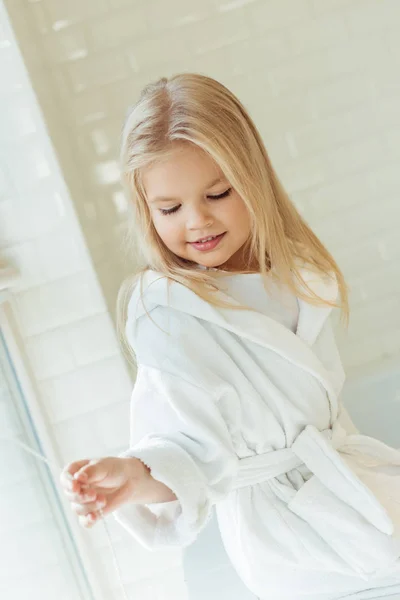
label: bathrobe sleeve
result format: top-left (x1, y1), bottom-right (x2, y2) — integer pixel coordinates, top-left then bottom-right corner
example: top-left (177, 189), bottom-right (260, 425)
top-left (113, 307), bottom-right (238, 550)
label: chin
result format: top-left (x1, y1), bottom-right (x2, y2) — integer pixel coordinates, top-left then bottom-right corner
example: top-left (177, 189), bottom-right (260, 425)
top-left (198, 256), bottom-right (231, 269)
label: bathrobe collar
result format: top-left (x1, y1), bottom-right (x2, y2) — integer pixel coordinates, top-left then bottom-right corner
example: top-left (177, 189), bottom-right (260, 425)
top-left (129, 265), bottom-right (339, 400)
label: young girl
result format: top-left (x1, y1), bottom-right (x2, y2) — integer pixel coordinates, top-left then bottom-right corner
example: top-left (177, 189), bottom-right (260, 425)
top-left (61, 73), bottom-right (400, 600)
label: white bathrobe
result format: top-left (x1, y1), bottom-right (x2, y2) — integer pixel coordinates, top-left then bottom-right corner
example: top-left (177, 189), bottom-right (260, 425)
top-left (114, 266), bottom-right (400, 600)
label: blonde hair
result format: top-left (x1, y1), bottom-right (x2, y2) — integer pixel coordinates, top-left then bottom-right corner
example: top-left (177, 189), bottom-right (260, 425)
top-left (117, 73), bottom-right (348, 362)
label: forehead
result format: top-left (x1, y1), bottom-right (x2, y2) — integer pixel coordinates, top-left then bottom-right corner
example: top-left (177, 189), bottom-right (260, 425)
top-left (142, 144), bottom-right (225, 198)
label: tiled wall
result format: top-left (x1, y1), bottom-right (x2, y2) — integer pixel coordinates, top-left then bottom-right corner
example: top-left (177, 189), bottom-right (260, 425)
top-left (1, 0), bottom-right (400, 598)
top-left (5, 0), bottom-right (400, 371)
top-left (0, 3), bottom-right (185, 599)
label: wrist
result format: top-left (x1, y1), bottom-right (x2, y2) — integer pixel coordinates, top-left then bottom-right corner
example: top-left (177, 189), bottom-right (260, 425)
top-left (122, 456), bottom-right (177, 504)
top-left (121, 456), bottom-right (151, 503)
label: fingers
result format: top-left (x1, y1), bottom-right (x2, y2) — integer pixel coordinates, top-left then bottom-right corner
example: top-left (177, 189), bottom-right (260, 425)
top-left (60, 457), bottom-right (120, 529)
top-left (74, 459), bottom-right (109, 486)
top-left (77, 497), bottom-right (110, 529)
top-left (79, 514), bottom-right (94, 528)
top-left (76, 487), bottom-right (126, 527)
top-left (71, 496), bottom-right (106, 517)
top-left (95, 485), bottom-right (128, 516)
top-left (70, 492), bottom-right (108, 529)
top-left (78, 512), bottom-right (100, 529)
top-left (60, 460), bottom-right (90, 490)
top-left (63, 487), bottom-right (97, 504)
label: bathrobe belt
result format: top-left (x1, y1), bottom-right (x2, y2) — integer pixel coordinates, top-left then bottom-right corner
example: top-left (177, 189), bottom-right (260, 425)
top-left (232, 421), bottom-right (400, 578)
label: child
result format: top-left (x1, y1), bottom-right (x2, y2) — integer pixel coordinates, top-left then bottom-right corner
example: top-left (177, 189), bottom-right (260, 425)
top-left (61, 73), bottom-right (400, 600)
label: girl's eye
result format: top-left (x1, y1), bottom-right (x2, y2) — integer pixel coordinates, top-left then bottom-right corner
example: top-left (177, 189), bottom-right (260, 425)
top-left (208, 188), bottom-right (232, 200)
top-left (160, 205), bottom-right (180, 216)
top-left (159, 188), bottom-right (231, 216)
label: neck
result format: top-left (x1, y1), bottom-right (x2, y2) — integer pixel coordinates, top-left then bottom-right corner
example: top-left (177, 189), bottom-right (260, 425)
top-left (216, 249), bottom-right (260, 273)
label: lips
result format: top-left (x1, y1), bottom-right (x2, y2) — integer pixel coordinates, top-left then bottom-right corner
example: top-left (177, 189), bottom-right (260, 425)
top-left (189, 232), bottom-right (226, 252)
top-left (194, 234), bottom-right (221, 243)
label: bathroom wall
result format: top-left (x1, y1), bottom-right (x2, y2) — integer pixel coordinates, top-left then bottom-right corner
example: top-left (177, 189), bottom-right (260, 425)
top-left (0, 3), bottom-right (185, 599)
top-left (4, 0), bottom-right (400, 370)
top-left (1, 0), bottom-right (400, 599)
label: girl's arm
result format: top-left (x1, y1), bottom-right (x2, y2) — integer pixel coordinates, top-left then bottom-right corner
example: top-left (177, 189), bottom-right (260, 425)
top-left (126, 457), bottom-right (178, 504)
top-left (61, 454), bottom-right (177, 530)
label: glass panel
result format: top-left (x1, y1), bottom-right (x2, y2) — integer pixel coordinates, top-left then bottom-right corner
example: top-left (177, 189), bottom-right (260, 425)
top-left (0, 328), bottom-right (95, 600)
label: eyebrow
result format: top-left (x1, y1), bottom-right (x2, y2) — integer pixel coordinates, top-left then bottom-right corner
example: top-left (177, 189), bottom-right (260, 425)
top-left (149, 176), bottom-right (226, 203)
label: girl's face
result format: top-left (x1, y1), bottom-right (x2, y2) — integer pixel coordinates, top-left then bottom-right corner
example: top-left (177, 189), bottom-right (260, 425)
top-left (142, 144), bottom-right (252, 271)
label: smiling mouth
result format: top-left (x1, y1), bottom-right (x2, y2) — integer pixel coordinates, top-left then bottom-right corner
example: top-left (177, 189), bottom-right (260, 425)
top-left (188, 232), bottom-right (227, 251)
top-left (193, 234), bottom-right (222, 243)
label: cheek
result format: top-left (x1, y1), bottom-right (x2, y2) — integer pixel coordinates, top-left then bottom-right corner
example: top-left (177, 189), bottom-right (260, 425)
top-left (152, 214), bottom-right (181, 246)
top-left (223, 196), bottom-right (251, 231)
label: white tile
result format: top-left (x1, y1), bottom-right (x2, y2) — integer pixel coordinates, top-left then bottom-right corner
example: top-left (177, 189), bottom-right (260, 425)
top-left (68, 88), bottom-right (109, 126)
top-left (268, 53), bottom-right (331, 96)
top-left (0, 400), bottom-right (22, 437)
top-left (386, 125), bottom-right (400, 159)
top-left (0, 438), bottom-right (34, 485)
top-left (0, 240), bottom-right (45, 290)
top-left (186, 10), bottom-right (251, 55)
top-left (339, 338), bottom-right (385, 370)
top-left (382, 327), bottom-right (400, 358)
top-left (376, 94), bottom-right (400, 129)
top-left (54, 399), bottom-right (129, 463)
top-left (0, 46), bottom-right (26, 94)
top-left (1, 95), bottom-right (37, 141)
top-left (2, 183), bottom-right (67, 242)
top-left (335, 239), bottom-right (390, 281)
top-left (305, 171), bottom-right (376, 217)
top-left (43, 0), bottom-right (86, 26)
top-left (86, 7), bottom-right (147, 52)
top-left (25, 328), bottom-right (76, 380)
top-left (308, 73), bottom-right (376, 120)
top-left (279, 155), bottom-right (325, 194)
top-left (344, 0), bottom-right (399, 35)
top-left (291, 104), bottom-right (376, 157)
top-left (13, 271), bottom-right (106, 336)
top-left (317, 196), bottom-right (398, 251)
top-left (145, 0), bottom-right (212, 31)
top-left (3, 220), bottom-right (90, 292)
top-left (40, 356), bottom-right (131, 423)
top-left (127, 33), bottom-right (191, 73)
top-left (337, 31), bottom-right (386, 75)
top-left (34, 230), bottom-right (92, 281)
top-left (66, 51), bottom-right (130, 93)
top-left (40, 25), bottom-right (88, 64)
top-left (289, 13), bottom-right (348, 55)
top-left (248, 0), bottom-right (311, 33)
top-left (256, 93), bottom-right (314, 136)
top-left (1, 521), bottom-right (62, 578)
top-left (53, 410), bottom-right (107, 461)
top-left (0, 477), bottom-right (50, 532)
top-left (320, 136), bottom-right (386, 180)
top-left (0, 163), bottom-right (14, 200)
top-left (311, 0), bottom-right (355, 13)
top-left (64, 312), bottom-right (120, 366)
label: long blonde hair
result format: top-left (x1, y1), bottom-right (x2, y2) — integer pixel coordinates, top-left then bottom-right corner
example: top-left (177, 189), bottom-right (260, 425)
top-left (117, 73), bottom-right (348, 362)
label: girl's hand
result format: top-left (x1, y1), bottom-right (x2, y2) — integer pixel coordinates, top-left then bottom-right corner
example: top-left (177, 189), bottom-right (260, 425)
top-left (60, 456), bottom-right (148, 528)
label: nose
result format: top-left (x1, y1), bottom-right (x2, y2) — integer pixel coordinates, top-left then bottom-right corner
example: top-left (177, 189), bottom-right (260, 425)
top-left (186, 204), bottom-right (213, 230)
